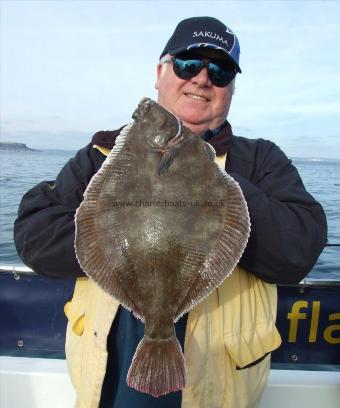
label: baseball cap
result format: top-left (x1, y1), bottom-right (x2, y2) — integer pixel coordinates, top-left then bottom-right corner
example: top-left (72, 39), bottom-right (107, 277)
top-left (160, 16), bottom-right (241, 73)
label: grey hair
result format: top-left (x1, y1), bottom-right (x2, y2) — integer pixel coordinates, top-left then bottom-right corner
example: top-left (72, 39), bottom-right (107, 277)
top-left (158, 54), bottom-right (171, 78)
top-left (160, 54), bottom-right (171, 63)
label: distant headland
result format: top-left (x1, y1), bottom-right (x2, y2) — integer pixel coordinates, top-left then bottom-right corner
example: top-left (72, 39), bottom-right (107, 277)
top-left (0, 142), bottom-right (35, 151)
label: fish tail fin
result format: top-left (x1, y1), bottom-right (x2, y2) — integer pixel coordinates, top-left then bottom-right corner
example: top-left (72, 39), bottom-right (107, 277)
top-left (127, 335), bottom-right (187, 397)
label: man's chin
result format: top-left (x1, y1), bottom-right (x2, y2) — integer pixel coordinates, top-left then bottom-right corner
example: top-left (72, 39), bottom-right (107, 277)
top-left (167, 106), bottom-right (210, 134)
top-left (178, 111), bottom-right (206, 126)
top-left (181, 120), bottom-right (208, 136)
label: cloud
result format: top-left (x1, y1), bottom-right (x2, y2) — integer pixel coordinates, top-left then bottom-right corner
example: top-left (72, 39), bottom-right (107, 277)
top-left (2, 0), bottom-right (340, 159)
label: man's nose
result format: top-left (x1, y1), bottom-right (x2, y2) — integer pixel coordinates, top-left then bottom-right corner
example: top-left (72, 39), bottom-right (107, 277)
top-left (190, 67), bottom-right (212, 87)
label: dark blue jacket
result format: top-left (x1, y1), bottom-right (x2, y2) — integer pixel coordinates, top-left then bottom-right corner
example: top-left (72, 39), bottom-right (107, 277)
top-left (14, 125), bottom-right (327, 285)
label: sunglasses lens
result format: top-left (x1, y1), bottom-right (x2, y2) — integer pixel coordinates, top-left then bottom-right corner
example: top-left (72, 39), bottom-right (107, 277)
top-left (173, 59), bottom-right (203, 79)
top-left (208, 62), bottom-right (235, 87)
top-left (172, 57), bottom-right (236, 87)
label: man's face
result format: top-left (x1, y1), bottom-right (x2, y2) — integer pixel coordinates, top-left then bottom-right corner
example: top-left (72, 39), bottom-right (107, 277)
top-left (155, 52), bottom-right (234, 135)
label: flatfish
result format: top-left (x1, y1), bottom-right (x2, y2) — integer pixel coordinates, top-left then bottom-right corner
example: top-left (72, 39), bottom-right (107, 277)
top-left (74, 97), bottom-right (250, 397)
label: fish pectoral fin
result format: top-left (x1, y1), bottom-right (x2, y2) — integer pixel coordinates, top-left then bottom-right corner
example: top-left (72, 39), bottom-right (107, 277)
top-left (158, 150), bottom-right (175, 175)
top-left (204, 142), bottom-right (216, 161)
top-left (158, 142), bottom-right (184, 174)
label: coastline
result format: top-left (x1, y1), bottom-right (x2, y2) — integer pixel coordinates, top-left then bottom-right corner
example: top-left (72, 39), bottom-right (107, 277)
top-left (0, 142), bottom-right (35, 151)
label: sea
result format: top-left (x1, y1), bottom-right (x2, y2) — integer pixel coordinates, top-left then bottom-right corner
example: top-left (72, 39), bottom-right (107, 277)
top-left (0, 148), bottom-right (339, 280)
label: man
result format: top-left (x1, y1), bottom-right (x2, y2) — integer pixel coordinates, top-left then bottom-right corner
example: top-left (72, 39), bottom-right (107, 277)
top-left (14, 16), bottom-right (327, 407)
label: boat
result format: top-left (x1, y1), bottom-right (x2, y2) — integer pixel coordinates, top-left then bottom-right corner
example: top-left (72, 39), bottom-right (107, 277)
top-left (1, 263), bottom-right (339, 407)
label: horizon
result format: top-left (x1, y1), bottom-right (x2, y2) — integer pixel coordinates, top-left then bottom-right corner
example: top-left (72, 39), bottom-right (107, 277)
top-left (1, 140), bottom-right (339, 162)
top-left (1, 1), bottom-right (340, 159)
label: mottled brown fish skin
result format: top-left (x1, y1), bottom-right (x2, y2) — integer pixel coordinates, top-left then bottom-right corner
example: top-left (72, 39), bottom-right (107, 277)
top-left (74, 97), bottom-right (250, 397)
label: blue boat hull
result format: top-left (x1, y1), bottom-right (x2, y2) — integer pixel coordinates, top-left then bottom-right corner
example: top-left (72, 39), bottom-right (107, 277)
top-left (0, 270), bottom-right (339, 370)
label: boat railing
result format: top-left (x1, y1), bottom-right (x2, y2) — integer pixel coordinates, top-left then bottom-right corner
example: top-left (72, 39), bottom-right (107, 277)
top-left (1, 265), bottom-right (340, 286)
top-left (1, 240), bottom-right (338, 277)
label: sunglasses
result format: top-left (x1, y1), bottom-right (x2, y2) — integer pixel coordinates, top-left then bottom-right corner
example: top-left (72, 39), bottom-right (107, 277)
top-left (163, 56), bottom-right (236, 87)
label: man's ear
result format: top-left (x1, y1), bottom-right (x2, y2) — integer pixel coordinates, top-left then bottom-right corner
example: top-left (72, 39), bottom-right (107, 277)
top-left (155, 63), bottom-right (163, 90)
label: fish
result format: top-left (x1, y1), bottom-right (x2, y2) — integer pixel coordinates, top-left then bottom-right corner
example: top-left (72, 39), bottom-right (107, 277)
top-left (74, 97), bottom-right (250, 397)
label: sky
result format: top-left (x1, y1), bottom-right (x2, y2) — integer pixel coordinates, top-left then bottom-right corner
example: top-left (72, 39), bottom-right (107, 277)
top-left (1, 0), bottom-right (340, 158)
